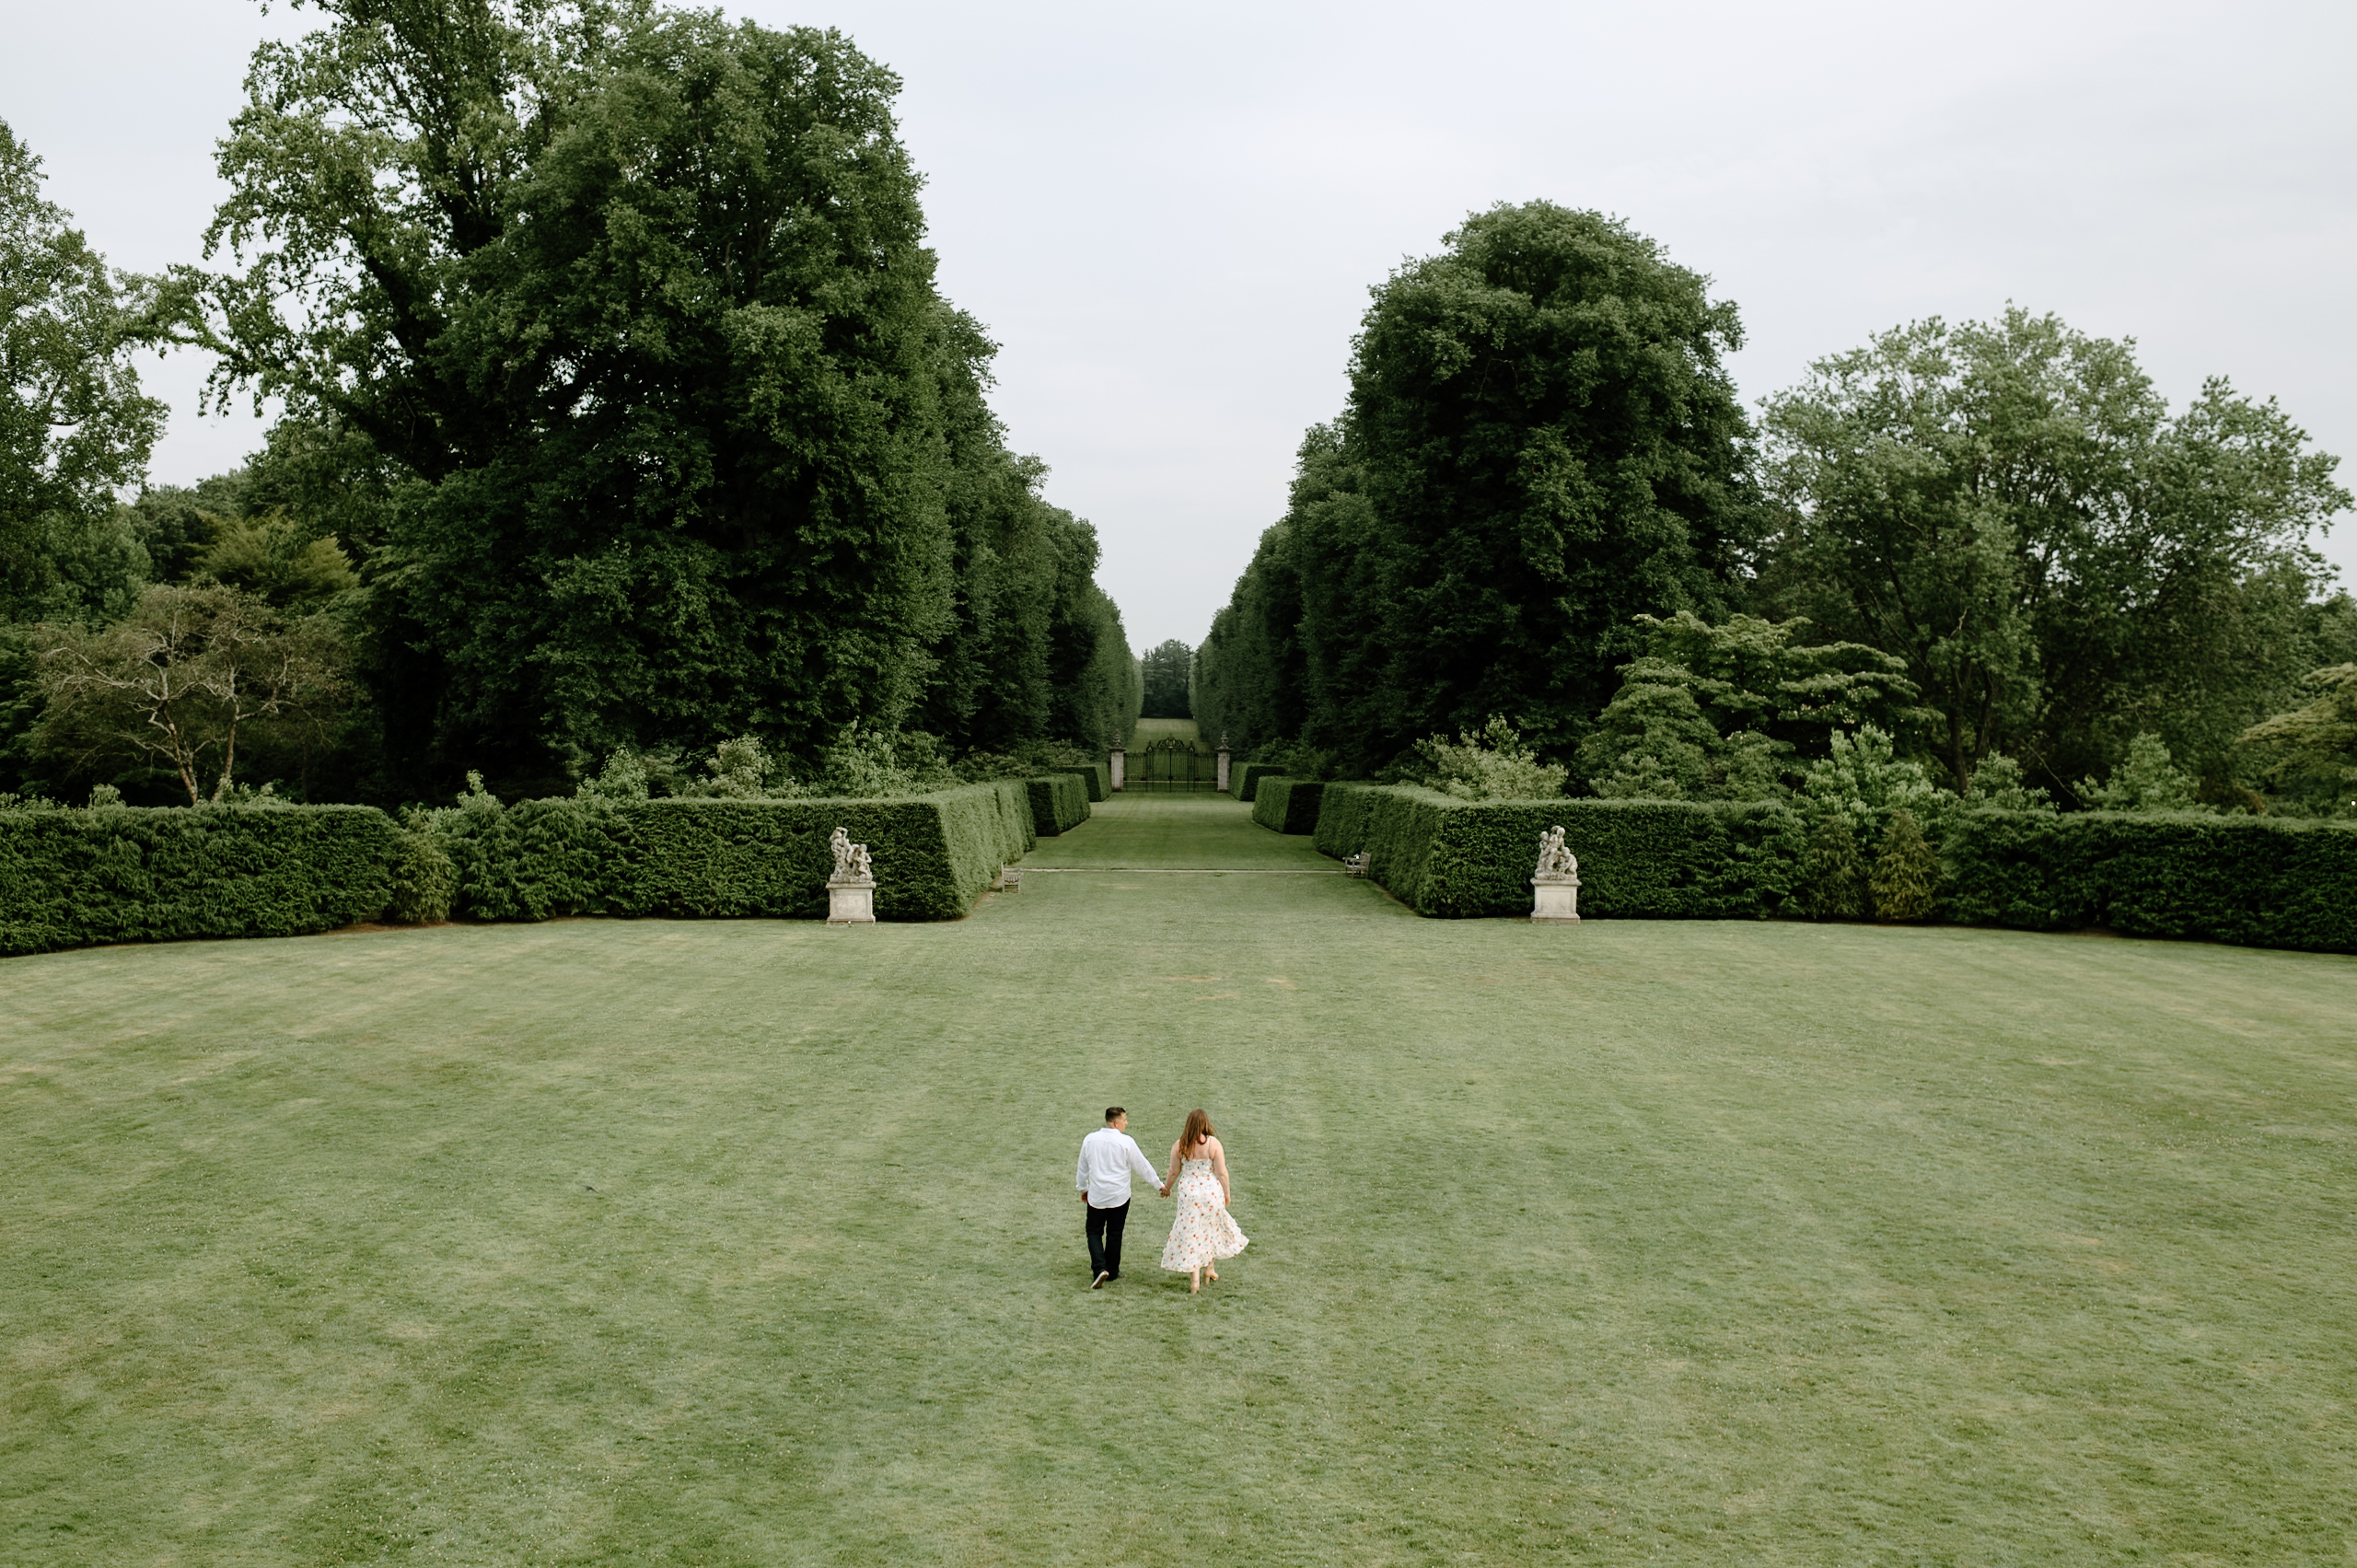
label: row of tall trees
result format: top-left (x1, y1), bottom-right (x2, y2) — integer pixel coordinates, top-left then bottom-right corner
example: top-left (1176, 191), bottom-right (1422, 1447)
top-left (1, 3), bottom-right (1137, 805)
top-left (1191, 202), bottom-right (2353, 806)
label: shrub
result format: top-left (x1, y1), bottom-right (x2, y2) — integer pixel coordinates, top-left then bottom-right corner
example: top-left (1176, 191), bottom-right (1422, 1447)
top-left (1799, 815), bottom-right (1867, 921)
top-left (1314, 784), bottom-right (1807, 919)
top-left (1055, 764), bottom-right (1110, 802)
top-left (0, 800), bottom-right (402, 957)
top-left (1026, 773), bottom-right (1090, 837)
top-left (1870, 809), bottom-right (1938, 921)
top-left (385, 829), bottom-right (456, 923)
top-left (1409, 716), bottom-right (1568, 800)
top-left (422, 781), bottom-right (1034, 923)
top-left (1940, 810), bottom-right (2357, 952)
top-left (1230, 761), bottom-right (1286, 801)
top-left (1251, 777), bottom-right (1325, 833)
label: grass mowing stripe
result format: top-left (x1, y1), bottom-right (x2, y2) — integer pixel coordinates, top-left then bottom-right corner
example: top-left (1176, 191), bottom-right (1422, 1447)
top-left (2, 798), bottom-right (2352, 1563)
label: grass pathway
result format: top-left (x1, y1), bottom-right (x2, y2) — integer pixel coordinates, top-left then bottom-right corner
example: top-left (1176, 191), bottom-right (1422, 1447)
top-left (3, 797), bottom-right (2354, 1564)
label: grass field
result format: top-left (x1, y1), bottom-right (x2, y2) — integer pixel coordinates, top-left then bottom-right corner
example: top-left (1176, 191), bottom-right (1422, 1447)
top-left (6, 795), bottom-right (2355, 1564)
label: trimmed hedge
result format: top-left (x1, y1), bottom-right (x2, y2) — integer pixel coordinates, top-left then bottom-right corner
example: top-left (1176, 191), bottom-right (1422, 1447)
top-left (1231, 761), bottom-right (1287, 802)
top-left (1053, 763), bottom-right (1111, 802)
top-left (1251, 777), bottom-right (1326, 834)
top-left (1942, 809), bottom-right (2357, 953)
top-left (1026, 773), bottom-right (1091, 837)
top-left (1313, 784), bottom-right (1805, 918)
top-left (443, 781), bottom-right (1036, 923)
top-left (1, 803), bottom-right (407, 957)
top-left (1, 782), bottom-right (1036, 957)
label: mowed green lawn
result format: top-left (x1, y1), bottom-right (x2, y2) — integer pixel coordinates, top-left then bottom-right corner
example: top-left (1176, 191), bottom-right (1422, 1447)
top-left (6, 795), bottom-right (2355, 1565)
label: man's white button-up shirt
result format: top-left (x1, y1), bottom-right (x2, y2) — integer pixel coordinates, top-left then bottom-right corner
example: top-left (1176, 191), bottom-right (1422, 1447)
top-left (1076, 1126), bottom-right (1162, 1208)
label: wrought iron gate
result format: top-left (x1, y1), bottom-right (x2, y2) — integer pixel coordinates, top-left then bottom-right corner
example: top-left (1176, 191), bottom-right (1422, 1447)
top-left (1129, 736), bottom-right (1222, 792)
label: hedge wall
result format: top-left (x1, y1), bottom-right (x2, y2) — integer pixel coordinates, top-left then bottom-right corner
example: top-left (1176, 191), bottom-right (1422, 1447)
top-left (1251, 777), bottom-right (1326, 834)
top-left (1231, 762), bottom-right (1287, 802)
top-left (1313, 784), bottom-right (1806, 918)
top-left (1027, 773), bottom-right (1091, 837)
top-left (1053, 763), bottom-right (1111, 803)
top-left (0, 803), bottom-right (409, 957)
top-left (1942, 809), bottom-right (2357, 953)
top-left (444, 781), bottom-right (1036, 923)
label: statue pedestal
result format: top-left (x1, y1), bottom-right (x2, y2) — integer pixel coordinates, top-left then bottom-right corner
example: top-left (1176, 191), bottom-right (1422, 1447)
top-left (1530, 873), bottom-right (1580, 924)
top-left (826, 878), bottom-right (876, 924)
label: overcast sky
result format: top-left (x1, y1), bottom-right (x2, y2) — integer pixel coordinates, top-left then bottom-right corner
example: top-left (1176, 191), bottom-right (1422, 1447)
top-left (6, 0), bottom-right (2351, 649)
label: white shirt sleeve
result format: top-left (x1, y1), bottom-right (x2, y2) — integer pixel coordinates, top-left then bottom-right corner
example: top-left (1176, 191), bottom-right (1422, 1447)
top-left (1124, 1136), bottom-right (1161, 1186)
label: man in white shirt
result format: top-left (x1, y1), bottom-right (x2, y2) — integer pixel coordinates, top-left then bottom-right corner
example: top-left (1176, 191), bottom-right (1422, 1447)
top-left (1076, 1106), bottom-right (1165, 1288)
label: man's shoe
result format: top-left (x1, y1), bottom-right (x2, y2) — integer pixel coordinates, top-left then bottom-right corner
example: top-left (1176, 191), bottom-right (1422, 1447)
top-left (1091, 1272), bottom-right (1110, 1289)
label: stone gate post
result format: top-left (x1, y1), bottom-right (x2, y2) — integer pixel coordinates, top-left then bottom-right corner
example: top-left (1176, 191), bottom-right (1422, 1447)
top-left (1109, 738), bottom-right (1125, 793)
top-left (1216, 735), bottom-right (1231, 793)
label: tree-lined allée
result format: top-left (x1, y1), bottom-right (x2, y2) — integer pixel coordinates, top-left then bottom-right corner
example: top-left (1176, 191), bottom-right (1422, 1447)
top-left (0, 4), bottom-right (2350, 820)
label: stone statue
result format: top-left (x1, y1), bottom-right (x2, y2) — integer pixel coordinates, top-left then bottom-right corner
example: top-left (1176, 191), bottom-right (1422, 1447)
top-left (1535, 825), bottom-right (1576, 879)
top-left (830, 826), bottom-right (872, 885)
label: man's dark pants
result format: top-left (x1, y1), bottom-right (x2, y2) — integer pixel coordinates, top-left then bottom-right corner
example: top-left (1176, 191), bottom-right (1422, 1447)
top-left (1086, 1200), bottom-right (1132, 1279)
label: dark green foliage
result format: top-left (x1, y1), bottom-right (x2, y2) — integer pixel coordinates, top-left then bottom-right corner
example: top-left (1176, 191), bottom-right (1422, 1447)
top-left (1799, 815), bottom-right (1867, 921)
top-left (0, 802), bottom-right (400, 956)
top-left (1054, 763), bottom-right (1109, 803)
top-left (1759, 308), bottom-right (2350, 794)
top-left (1231, 761), bottom-right (1286, 801)
top-left (1871, 809), bottom-right (1939, 921)
top-left (430, 782), bottom-right (1033, 923)
top-left (1194, 204), bottom-right (1759, 775)
top-left (1250, 778), bottom-right (1326, 834)
top-left (189, 4), bottom-right (1135, 797)
top-left (1314, 784), bottom-right (1807, 920)
top-left (1939, 810), bottom-right (2357, 952)
top-left (384, 829), bottom-right (455, 923)
top-left (1139, 639), bottom-right (1192, 721)
top-left (1025, 773), bottom-right (1089, 837)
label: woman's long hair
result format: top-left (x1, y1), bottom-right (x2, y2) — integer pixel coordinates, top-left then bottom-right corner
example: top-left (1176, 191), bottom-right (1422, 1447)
top-left (1180, 1109), bottom-right (1214, 1154)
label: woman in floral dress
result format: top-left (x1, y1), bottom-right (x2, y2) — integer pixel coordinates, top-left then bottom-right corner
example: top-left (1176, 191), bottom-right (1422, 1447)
top-left (1159, 1109), bottom-right (1247, 1294)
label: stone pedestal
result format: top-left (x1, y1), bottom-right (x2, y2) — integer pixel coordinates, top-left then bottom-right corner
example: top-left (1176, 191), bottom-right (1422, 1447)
top-left (1109, 742), bottom-right (1126, 793)
top-left (1216, 736), bottom-right (1231, 793)
top-left (826, 878), bottom-right (876, 924)
top-left (1530, 873), bottom-right (1580, 924)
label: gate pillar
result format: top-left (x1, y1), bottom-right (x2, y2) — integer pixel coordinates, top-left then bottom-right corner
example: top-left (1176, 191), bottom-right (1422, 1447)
top-left (1216, 736), bottom-right (1231, 793)
top-left (1109, 738), bottom-right (1125, 793)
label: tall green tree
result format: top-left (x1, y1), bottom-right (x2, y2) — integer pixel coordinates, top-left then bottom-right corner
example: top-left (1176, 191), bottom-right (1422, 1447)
top-left (1138, 638), bottom-right (1192, 720)
top-left (1759, 308), bottom-right (2348, 793)
top-left (1193, 204), bottom-right (1760, 775)
top-left (190, 2), bottom-right (988, 794)
top-left (1, 119), bottom-right (162, 627)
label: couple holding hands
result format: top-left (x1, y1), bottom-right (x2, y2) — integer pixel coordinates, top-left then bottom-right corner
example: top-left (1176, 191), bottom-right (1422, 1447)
top-left (1075, 1107), bottom-right (1248, 1295)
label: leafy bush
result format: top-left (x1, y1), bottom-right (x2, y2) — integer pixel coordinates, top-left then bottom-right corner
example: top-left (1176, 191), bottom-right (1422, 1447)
top-left (1798, 815), bottom-right (1866, 920)
top-left (1409, 716), bottom-right (1567, 800)
top-left (1251, 777), bottom-right (1325, 833)
top-left (1026, 773), bottom-right (1090, 837)
top-left (1314, 784), bottom-right (1807, 918)
top-left (385, 829), bottom-right (456, 923)
top-left (1230, 761), bottom-right (1287, 801)
top-left (1870, 809), bottom-right (1938, 921)
top-left (2075, 732), bottom-right (2206, 812)
top-left (1, 799), bottom-right (403, 956)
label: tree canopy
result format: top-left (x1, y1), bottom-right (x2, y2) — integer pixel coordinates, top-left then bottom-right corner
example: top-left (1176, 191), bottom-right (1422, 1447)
top-left (1139, 639), bottom-right (1192, 720)
top-left (0, 120), bottom-right (161, 628)
top-left (1759, 308), bottom-right (2349, 794)
top-left (1191, 203), bottom-right (1760, 775)
top-left (183, 0), bottom-right (1130, 798)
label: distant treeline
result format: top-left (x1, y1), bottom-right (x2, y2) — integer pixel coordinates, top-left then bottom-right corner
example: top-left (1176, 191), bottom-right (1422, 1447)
top-left (1190, 203), bottom-right (2354, 812)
